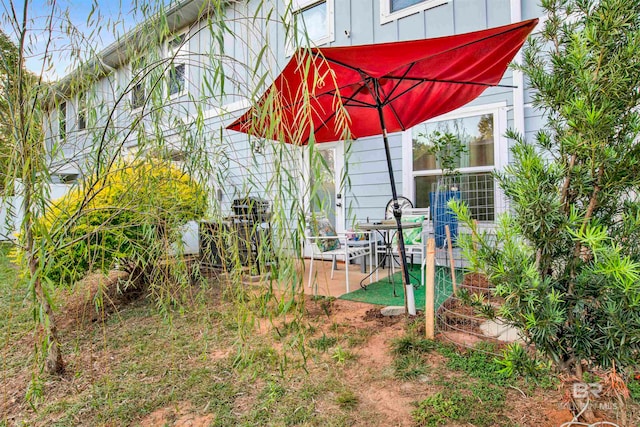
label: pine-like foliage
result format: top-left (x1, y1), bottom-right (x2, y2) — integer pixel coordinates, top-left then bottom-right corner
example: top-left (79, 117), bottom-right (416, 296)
top-left (454, 0), bottom-right (640, 375)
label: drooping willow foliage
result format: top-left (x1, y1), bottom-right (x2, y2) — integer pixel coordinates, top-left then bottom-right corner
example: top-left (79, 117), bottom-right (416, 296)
top-left (1, 0), bottom-right (355, 378)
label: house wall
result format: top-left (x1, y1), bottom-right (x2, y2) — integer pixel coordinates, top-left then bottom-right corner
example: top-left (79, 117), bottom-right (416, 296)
top-left (41, 0), bottom-right (546, 230)
top-left (0, 184), bottom-right (70, 241)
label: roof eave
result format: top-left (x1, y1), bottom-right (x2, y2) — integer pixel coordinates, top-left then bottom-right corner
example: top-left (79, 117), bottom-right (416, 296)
top-left (54, 0), bottom-right (218, 97)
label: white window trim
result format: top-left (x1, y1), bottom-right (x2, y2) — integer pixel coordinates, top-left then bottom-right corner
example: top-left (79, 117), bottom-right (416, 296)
top-left (287, 0), bottom-right (335, 55)
top-left (165, 30), bottom-right (189, 99)
top-left (380, 0), bottom-right (448, 25)
top-left (183, 99), bottom-right (251, 125)
top-left (401, 102), bottom-right (508, 217)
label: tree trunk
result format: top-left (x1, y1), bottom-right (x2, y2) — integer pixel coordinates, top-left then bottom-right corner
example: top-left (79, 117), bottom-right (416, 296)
top-left (573, 362), bottom-right (596, 423)
top-left (31, 261), bottom-right (65, 375)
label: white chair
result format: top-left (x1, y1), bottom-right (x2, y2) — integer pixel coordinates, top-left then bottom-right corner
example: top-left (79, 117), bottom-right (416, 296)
top-left (390, 208), bottom-right (431, 287)
top-left (306, 232), bottom-right (376, 294)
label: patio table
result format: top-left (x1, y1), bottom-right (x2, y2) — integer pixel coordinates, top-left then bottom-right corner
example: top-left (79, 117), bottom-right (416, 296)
top-left (357, 221), bottom-right (421, 314)
top-left (357, 221), bottom-right (421, 292)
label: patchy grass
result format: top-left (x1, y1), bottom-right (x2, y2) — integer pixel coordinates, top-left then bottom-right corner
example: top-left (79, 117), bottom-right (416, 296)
top-left (393, 351), bottom-right (429, 380)
top-left (0, 254), bottom-right (357, 426)
top-left (629, 378), bottom-right (640, 403)
top-left (0, 243), bottom-right (30, 338)
top-left (389, 334), bottom-right (516, 426)
top-left (409, 351), bottom-right (513, 426)
top-left (309, 333), bottom-right (337, 352)
top-left (2, 245), bottom-right (638, 426)
top-left (2, 290), bottom-right (364, 427)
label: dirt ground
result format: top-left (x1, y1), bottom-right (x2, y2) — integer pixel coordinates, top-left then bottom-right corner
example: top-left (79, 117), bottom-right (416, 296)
top-left (139, 297), bottom-right (583, 427)
top-left (302, 298), bottom-right (574, 427)
top-left (3, 272), bottom-right (636, 427)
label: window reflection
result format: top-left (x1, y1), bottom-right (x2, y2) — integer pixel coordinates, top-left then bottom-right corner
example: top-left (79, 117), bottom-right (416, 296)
top-left (412, 114), bottom-right (494, 170)
top-left (295, 1), bottom-right (328, 44)
top-left (411, 113), bottom-right (496, 221)
top-left (391, 0), bottom-right (427, 13)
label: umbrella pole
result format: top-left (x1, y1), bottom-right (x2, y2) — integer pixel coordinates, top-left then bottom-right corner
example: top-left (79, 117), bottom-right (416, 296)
top-left (375, 103), bottom-right (416, 316)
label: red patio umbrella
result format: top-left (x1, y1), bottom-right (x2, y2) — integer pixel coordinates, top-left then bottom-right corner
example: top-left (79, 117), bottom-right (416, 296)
top-left (228, 18), bottom-right (538, 312)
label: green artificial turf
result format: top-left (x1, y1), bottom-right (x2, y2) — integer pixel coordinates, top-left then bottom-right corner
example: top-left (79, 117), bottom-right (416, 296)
top-left (339, 264), bottom-right (461, 310)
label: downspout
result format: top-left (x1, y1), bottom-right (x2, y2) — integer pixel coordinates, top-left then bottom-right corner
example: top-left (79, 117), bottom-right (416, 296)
top-left (510, 0), bottom-right (525, 136)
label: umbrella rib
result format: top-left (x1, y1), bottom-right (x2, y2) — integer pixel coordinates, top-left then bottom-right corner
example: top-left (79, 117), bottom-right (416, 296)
top-left (367, 78), bottom-right (405, 131)
top-left (385, 75), bottom-right (517, 88)
top-left (310, 50), bottom-right (366, 76)
top-left (374, 63), bottom-right (416, 130)
top-left (300, 80), bottom-right (375, 144)
top-left (311, 19), bottom-right (532, 81)
top-left (230, 74), bottom-right (514, 129)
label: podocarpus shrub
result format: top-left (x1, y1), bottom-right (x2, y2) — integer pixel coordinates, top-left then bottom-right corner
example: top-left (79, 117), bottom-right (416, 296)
top-left (451, 0), bottom-right (640, 382)
top-left (15, 159), bottom-right (207, 290)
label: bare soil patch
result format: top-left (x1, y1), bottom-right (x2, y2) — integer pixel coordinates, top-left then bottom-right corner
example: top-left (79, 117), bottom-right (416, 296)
top-left (58, 270), bottom-right (136, 328)
top-left (3, 280), bottom-right (637, 427)
top-left (139, 402), bottom-right (215, 427)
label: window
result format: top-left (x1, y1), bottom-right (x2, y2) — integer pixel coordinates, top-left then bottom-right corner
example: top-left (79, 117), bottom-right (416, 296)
top-left (168, 63), bottom-right (186, 96)
top-left (291, 0), bottom-right (334, 49)
top-left (166, 32), bottom-right (188, 97)
top-left (58, 102), bottom-right (66, 140)
top-left (380, 0), bottom-right (448, 24)
top-left (58, 173), bottom-right (78, 184)
top-left (131, 57), bottom-right (146, 110)
top-left (168, 33), bottom-right (184, 53)
top-left (77, 93), bottom-right (87, 132)
top-left (410, 110), bottom-right (501, 221)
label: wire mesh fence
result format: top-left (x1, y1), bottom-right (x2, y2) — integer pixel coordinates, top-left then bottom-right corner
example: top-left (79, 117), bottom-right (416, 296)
top-left (427, 173), bottom-right (515, 352)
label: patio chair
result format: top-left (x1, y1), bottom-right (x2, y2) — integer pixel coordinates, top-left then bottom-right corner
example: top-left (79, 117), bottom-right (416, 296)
top-left (377, 197), bottom-right (414, 268)
top-left (306, 215), bottom-right (375, 294)
top-left (388, 207), bottom-right (431, 287)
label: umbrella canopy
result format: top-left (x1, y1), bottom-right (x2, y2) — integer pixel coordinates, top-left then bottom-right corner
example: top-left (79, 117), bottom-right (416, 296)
top-left (227, 18), bottom-right (538, 314)
top-left (228, 18), bottom-right (538, 144)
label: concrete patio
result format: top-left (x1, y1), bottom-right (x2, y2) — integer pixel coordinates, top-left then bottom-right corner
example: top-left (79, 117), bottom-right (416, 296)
top-left (299, 258), bottom-right (381, 298)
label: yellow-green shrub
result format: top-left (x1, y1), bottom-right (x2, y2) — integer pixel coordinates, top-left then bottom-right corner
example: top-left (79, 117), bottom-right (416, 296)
top-left (26, 160), bottom-right (207, 286)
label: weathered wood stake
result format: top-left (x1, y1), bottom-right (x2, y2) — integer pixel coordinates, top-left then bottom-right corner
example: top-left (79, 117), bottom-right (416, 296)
top-left (425, 238), bottom-right (436, 339)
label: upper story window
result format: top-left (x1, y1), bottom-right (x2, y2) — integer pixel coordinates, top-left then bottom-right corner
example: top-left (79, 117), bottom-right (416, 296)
top-left (58, 101), bottom-right (66, 140)
top-left (77, 93), bottom-right (87, 132)
top-left (166, 32), bottom-right (188, 97)
top-left (380, 0), bottom-right (448, 24)
top-left (168, 63), bottom-right (186, 96)
top-left (168, 33), bottom-right (184, 53)
top-left (131, 57), bottom-right (146, 110)
top-left (291, 0), bottom-right (334, 48)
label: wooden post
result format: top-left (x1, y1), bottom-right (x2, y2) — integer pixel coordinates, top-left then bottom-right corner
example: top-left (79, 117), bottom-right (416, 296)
top-left (445, 225), bottom-right (458, 296)
top-left (425, 238), bottom-right (436, 339)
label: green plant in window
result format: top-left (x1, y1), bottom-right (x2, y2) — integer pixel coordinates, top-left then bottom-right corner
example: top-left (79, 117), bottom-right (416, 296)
top-left (416, 130), bottom-right (468, 192)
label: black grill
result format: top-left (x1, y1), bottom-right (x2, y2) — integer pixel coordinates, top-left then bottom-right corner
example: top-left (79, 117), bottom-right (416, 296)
top-left (231, 197), bottom-right (270, 222)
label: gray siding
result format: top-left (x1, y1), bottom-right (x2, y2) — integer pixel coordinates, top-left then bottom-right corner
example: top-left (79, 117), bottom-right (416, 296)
top-left (45, 0), bottom-right (548, 227)
top-left (345, 132), bottom-right (404, 222)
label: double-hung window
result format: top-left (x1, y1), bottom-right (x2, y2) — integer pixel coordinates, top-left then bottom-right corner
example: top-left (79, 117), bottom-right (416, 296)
top-left (131, 57), bottom-right (146, 110)
top-left (58, 101), bottom-right (66, 140)
top-left (166, 32), bottom-right (187, 97)
top-left (380, 0), bottom-right (448, 24)
top-left (77, 93), bottom-right (87, 132)
top-left (290, 0), bottom-right (334, 49)
top-left (407, 105), bottom-right (506, 222)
